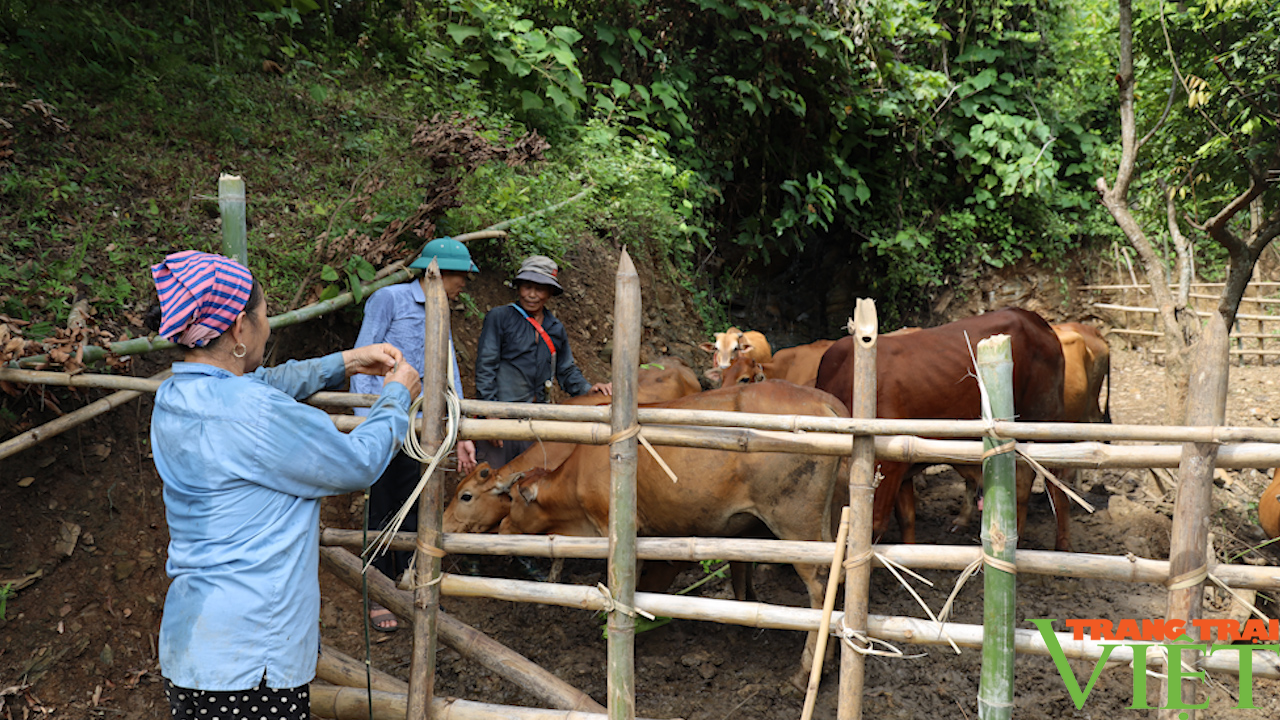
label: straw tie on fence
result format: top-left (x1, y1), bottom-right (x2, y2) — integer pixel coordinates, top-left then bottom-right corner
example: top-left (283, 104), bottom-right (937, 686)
top-left (607, 423), bottom-right (678, 483)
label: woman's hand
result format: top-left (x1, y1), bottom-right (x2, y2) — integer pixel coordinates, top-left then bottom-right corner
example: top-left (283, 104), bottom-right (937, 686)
top-left (384, 361), bottom-right (421, 401)
top-left (590, 382), bottom-right (613, 396)
top-left (343, 344), bottom-right (403, 377)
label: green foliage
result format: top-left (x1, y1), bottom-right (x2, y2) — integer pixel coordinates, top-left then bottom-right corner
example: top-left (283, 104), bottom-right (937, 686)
top-left (319, 256), bottom-right (377, 303)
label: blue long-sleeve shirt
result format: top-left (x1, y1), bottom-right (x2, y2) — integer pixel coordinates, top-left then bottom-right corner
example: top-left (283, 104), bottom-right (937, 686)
top-left (152, 353), bottom-right (410, 690)
top-left (351, 279), bottom-right (462, 416)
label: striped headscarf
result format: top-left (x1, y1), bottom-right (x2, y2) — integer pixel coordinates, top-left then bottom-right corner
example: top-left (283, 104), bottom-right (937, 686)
top-left (151, 251), bottom-right (254, 347)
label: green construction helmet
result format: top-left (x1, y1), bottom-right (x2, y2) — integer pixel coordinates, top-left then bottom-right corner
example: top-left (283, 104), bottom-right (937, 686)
top-left (410, 237), bottom-right (479, 272)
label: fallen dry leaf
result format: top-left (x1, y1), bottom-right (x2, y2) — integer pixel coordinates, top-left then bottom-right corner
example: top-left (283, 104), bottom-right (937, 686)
top-left (17, 476), bottom-right (34, 487)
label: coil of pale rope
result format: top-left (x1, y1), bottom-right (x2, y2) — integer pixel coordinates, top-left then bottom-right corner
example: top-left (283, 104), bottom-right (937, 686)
top-left (363, 357), bottom-right (462, 572)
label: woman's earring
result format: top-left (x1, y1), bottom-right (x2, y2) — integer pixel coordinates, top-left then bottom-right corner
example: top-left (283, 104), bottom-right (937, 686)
top-left (233, 343), bottom-right (248, 359)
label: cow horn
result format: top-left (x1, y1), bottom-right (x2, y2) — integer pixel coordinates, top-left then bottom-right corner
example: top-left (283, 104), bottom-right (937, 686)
top-left (495, 471), bottom-right (525, 493)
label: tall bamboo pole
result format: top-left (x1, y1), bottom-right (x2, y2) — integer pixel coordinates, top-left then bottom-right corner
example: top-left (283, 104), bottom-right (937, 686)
top-left (839, 298), bottom-right (877, 720)
top-left (607, 249), bottom-right (640, 720)
top-left (1160, 313), bottom-right (1230, 719)
top-left (976, 335), bottom-right (1016, 720)
top-left (219, 174), bottom-right (248, 266)
top-left (407, 259), bottom-right (448, 720)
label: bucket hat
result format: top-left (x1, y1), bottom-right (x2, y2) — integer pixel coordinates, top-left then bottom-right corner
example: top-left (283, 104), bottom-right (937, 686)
top-left (409, 238), bottom-right (479, 272)
top-left (513, 255), bottom-right (563, 295)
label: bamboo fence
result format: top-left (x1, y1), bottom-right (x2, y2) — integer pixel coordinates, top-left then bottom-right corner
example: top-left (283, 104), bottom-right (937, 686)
top-left (977, 335), bottom-right (1016, 720)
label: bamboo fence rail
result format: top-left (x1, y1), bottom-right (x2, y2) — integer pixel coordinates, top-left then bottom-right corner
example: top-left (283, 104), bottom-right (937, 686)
top-left (17, 367), bottom-right (1280, 446)
top-left (319, 531), bottom-right (1280, 591)
top-left (436, 574), bottom-right (1280, 680)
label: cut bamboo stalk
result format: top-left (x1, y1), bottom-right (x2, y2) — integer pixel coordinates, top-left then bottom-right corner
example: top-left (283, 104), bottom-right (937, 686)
top-left (309, 685), bottom-right (670, 720)
top-left (977, 334), bottom-right (1015, 720)
top-left (407, 259), bottom-right (448, 720)
top-left (840, 299), bottom-right (878, 720)
top-left (317, 644), bottom-right (408, 694)
top-left (607, 249), bottom-right (640, 720)
top-left (219, 174), bottom-right (248, 266)
top-left (437, 574), bottom-right (1280, 679)
top-left (1161, 314), bottom-right (1230, 720)
top-left (321, 530), bottom-right (1280, 591)
top-left (319, 546), bottom-right (606, 714)
top-left (0, 369), bottom-right (171, 461)
top-left (803, 506), bottom-right (850, 720)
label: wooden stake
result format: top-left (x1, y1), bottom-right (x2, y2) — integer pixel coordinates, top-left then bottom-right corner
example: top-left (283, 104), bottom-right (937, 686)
top-left (839, 298), bottom-right (877, 720)
top-left (802, 506), bottom-right (851, 720)
top-left (1160, 313), bottom-right (1230, 720)
top-left (319, 546), bottom-right (605, 713)
top-left (408, 259), bottom-right (448, 720)
top-left (977, 334), bottom-right (1016, 720)
top-left (607, 249), bottom-right (641, 720)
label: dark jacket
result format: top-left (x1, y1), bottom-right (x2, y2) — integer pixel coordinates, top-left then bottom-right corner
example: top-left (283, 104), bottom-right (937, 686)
top-left (475, 304), bottom-right (593, 403)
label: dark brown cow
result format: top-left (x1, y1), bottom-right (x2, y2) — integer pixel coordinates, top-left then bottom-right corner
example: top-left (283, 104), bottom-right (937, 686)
top-left (815, 308), bottom-right (1071, 550)
top-left (498, 382), bottom-right (849, 677)
top-left (719, 339), bottom-right (837, 388)
top-left (444, 358), bottom-right (702, 534)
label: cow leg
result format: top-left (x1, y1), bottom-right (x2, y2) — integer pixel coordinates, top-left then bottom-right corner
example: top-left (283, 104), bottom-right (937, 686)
top-left (894, 477), bottom-right (916, 544)
top-left (951, 464), bottom-right (983, 534)
top-left (730, 562), bottom-right (756, 602)
top-left (789, 561), bottom-right (831, 689)
top-left (870, 462), bottom-right (909, 543)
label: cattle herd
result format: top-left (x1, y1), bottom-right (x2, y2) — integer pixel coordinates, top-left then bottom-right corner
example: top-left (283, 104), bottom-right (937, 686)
top-left (443, 307), bottom-right (1280, 676)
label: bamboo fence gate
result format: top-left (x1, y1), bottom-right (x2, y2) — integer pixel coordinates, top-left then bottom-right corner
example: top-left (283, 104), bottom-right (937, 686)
top-left (8, 253), bottom-right (1280, 718)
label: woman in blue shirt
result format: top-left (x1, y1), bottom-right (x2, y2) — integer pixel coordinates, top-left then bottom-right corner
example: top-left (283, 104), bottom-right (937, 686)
top-left (147, 251), bottom-right (419, 720)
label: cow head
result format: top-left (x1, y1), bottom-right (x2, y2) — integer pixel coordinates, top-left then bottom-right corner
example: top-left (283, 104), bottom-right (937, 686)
top-left (721, 355), bottom-right (766, 387)
top-left (498, 467), bottom-right (552, 535)
top-left (699, 327), bottom-right (746, 370)
top-left (443, 463), bottom-right (525, 533)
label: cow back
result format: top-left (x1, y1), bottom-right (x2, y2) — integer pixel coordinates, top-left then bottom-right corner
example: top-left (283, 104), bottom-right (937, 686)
top-left (815, 307), bottom-right (1065, 424)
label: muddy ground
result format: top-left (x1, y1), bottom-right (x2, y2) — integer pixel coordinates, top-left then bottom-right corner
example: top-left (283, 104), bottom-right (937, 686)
top-left (3, 258), bottom-right (1280, 718)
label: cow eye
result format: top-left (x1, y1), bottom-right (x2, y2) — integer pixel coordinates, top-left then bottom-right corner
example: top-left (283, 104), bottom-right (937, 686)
top-left (460, 492), bottom-right (473, 502)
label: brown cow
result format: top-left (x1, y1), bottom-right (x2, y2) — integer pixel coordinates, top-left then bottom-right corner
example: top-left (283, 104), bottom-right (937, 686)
top-left (499, 381), bottom-right (848, 678)
top-left (1260, 469), bottom-right (1280, 540)
top-left (815, 308), bottom-right (1071, 550)
top-left (719, 339), bottom-right (837, 388)
top-left (1053, 323), bottom-right (1111, 424)
top-left (444, 358), bottom-right (702, 534)
top-left (700, 327), bottom-right (772, 383)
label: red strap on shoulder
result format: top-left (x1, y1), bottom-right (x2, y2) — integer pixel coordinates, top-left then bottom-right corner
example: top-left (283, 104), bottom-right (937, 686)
top-left (523, 316), bottom-right (556, 357)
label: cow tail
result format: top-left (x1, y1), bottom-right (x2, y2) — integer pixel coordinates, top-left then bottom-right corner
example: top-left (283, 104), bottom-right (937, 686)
top-left (1102, 352), bottom-right (1113, 424)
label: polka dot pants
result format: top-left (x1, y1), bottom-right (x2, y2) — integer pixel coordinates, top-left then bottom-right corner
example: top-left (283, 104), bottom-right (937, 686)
top-left (164, 677), bottom-right (308, 720)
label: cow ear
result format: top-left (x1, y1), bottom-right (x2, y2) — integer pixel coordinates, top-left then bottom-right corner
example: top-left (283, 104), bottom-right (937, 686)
top-left (479, 466), bottom-right (491, 479)
top-left (518, 482), bottom-right (539, 504)
top-left (704, 368), bottom-right (722, 383)
top-left (739, 340), bottom-right (754, 354)
top-left (753, 370), bottom-right (766, 383)
top-left (698, 342), bottom-right (715, 354)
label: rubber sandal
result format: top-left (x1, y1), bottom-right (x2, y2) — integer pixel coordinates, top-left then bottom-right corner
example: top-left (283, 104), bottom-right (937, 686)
top-left (369, 604), bottom-right (398, 633)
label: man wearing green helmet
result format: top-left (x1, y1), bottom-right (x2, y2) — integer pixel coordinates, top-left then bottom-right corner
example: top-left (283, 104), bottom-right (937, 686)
top-left (352, 237), bottom-right (479, 632)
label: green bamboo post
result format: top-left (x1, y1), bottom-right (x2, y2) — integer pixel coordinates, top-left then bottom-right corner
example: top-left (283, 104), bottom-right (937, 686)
top-left (838, 298), bottom-right (877, 720)
top-left (607, 249), bottom-right (641, 720)
top-left (976, 334), bottom-right (1016, 720)
top-left (407, 259), bottom-right (448, 720)
top-left (219, 174), bottom-right (248, 266)
top-left (7, 268), bottom-right (415, 369)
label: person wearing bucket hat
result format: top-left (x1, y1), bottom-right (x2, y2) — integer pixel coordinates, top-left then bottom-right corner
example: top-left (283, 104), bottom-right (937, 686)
top-left (474, 254), bottom-right (611, 470)
top-left (351, 238), bottom-right (480, 630)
